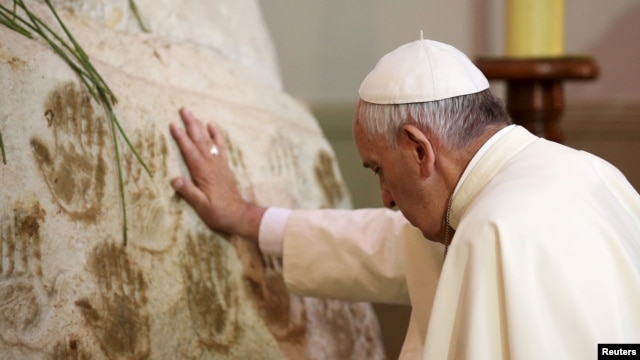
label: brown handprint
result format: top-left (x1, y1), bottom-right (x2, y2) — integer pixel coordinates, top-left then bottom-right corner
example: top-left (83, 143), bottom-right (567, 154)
top-left (231, 131), bottom-right (309, 344)
top-left (49, 337), bottom-right (91, 360)
top-left (314, 150), bottom-right (345, 208)
top-left (222, 130), bottom-right (255, 202)
top-left (123, 124), bottom-right (181, 253)
top-left (343, 302), bottom-right (385, 359)
top-left (252, 131), bottom-right (306, 208)
top-left (318, 301), bottom-right (356, 357)
top-left (308, 300), bottom-right (385, 359)
top-left (249, 255), bottom-right (307, 342)
top-left (75, 243), bottom-right (150, 360)
top-left (268, 132), bottom-right (304, 182)
top-left (0, 202), bottom-right (54, 348)
top-left (30, 82), bottom-right (108, 222)
top-left (181, 229), bottom-right (239, 350)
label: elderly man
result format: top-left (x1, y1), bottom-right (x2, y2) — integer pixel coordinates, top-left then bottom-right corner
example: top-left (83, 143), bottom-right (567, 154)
top-left (170, 39), bottom-right (640, 359)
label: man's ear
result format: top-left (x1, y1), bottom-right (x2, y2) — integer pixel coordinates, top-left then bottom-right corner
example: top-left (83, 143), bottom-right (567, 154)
top-left (400, 124), bottom-right (435, 178)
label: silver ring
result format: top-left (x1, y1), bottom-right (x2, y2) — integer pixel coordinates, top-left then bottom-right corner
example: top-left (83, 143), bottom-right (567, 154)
top-left (209, 145), bottom-right (220, 156)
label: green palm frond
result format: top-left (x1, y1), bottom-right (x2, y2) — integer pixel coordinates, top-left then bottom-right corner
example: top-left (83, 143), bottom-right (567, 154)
top-left (0, 0), bottom-right (152, 245)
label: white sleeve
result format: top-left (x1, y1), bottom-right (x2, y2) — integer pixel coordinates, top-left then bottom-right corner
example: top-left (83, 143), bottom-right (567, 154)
top-left (257, 207), bottom-right (292, 256)
top-left (283, 208), bottom-right (415, 304)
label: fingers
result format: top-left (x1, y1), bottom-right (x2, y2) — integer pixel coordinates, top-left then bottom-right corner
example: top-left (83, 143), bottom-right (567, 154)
top-left (170, 108), bottom-right (216, 167)
top-left (179, 108), bottom-right (211, 153)
top-left (170, 176), bottom-right (208, 214)
top-left (169, 108), bottom-right (226, 208)
top-left (169, 122), bottom-right (202, 173)
top-left (170, 107), bottom-right (248, 236)
top-left (174, 107), bottom-right (226, 159)
top-left (180, 108), bottom-right (221, 156)
top-left (208, 123), bottom-right (226, 155)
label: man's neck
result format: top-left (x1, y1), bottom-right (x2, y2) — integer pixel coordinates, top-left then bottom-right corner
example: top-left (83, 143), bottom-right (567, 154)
top-left (432, 125), bottom-right (509, 244)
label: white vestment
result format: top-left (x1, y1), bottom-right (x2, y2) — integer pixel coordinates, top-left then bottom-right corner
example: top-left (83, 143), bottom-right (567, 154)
top-left (281, 126), bottom-right (640, 359)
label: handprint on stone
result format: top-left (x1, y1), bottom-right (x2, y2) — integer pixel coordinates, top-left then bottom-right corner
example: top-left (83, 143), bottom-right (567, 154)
top-left (269, 132), bottom-right (303, 181)
top-left (317, 300), bottom-right (358, 357)
top-left (231, 131), bottom-right (308, 343)
top-left (123, 124), bottom-right (180, 253)
top-left (49, 337), bottom-right (91, 360)
top-left (0, 202), bottom-right (54, 349)
top-left (310, 300), bottom-right (384, 359)
top-left (181, 229), bottom-right (239, 350)
top-left (222, 130), bottom-right (254, 202)
top-left (314, 150), bottom-right (345, 208)
top-left (343, 302), bottom-right (384, 359)
top-left (254, 133), bottom-right (307, 208)
top-left (30, 82), bottom-right (108, 222)
top-left (75, 242), bottom-right (150, 360)
top-left (255, 132), bottom-right (306, 208)
top-left (245, 254), bottom-right (307, 342)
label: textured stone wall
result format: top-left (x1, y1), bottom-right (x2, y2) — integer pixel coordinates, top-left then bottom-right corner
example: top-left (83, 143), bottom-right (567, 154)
top-left (0, 1), bottom-right (385, 358)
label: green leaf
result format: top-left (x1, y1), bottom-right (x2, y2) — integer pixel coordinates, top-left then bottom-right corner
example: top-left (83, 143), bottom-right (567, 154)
top-left (0, 0), bottom-right (154, 245)
top-left (0, 130), bottom-right (6, 165)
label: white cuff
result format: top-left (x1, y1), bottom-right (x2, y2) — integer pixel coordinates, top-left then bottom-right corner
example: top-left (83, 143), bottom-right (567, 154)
top-left (258, 207), bottom-right (292, 256)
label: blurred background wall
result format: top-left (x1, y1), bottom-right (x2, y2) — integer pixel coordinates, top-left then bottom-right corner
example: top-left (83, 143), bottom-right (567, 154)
top-left (260, 1), bottom-right (640, 358)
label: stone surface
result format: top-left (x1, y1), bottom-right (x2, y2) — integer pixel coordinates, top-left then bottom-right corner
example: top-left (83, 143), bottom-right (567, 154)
top-left (0, 1), bottom-right (385, 358)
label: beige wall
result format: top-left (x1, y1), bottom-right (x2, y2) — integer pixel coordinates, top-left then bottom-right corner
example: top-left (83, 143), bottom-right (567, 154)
top-left (260, 0), bottom-right (471, 104)
top-left (261, 0), bottom-right (640, 190)
top-left (261, 1), bottom-right (640, 358)
top-left (261, 0), bottom-right (640, 102)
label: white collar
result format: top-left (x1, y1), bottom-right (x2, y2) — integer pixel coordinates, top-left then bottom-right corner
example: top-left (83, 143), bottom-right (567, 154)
top-left (452, 124), bottom-right (516, 198)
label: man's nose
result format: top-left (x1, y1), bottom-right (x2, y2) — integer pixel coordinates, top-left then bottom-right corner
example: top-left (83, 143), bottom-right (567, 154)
top-left (381, 189), bottom-right (396, 209)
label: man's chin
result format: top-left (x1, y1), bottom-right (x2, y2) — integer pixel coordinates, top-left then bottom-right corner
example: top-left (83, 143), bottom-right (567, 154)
top-left (420, 230), bottom-right (442, 244)
top-left (399, 211), bottom-right (433, 240)
top-left (398, 209), bottom-right (416, 227)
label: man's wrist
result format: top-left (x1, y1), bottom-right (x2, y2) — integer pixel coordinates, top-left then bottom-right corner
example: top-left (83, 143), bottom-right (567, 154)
top-left (236, 203), bottom-right (267, 242)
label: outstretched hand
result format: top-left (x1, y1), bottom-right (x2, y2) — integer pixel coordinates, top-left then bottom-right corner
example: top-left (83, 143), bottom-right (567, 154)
top-left (169, 108), bottom-right (265, 241)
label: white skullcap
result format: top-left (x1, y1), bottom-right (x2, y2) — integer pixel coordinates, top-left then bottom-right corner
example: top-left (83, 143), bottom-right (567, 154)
top-left (359, 39), bottom-right (489, 104)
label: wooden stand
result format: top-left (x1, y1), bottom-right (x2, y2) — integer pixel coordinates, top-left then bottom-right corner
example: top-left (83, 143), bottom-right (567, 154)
top-left (475, 57), bottom-right (599, 143)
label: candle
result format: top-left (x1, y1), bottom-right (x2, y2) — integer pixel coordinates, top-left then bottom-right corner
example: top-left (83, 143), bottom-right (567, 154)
top-left (506, 0), bottom-right (565, 57)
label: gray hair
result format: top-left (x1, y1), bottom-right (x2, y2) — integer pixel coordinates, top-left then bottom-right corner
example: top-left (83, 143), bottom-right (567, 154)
top-left (355, 89), bottom-right (512, 150)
